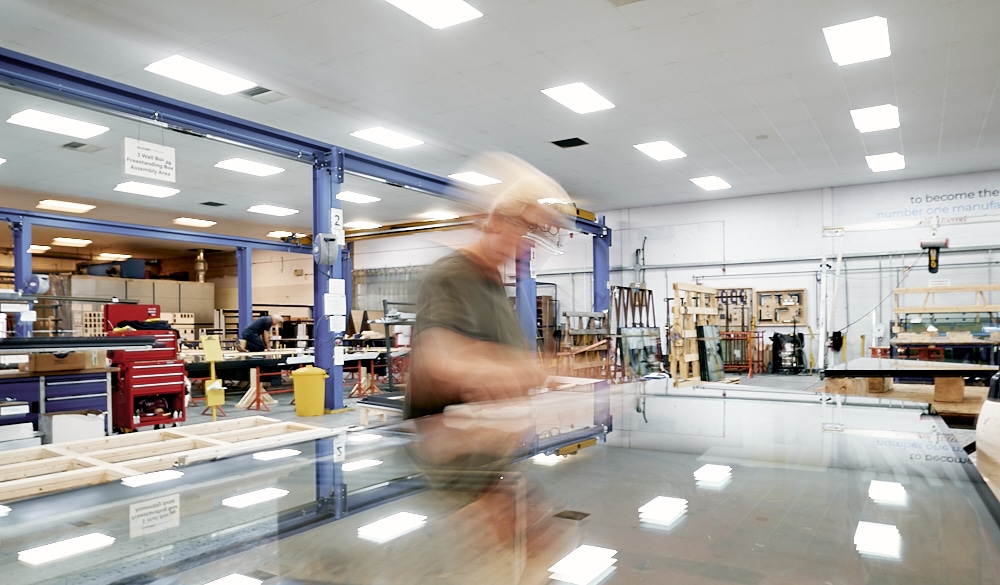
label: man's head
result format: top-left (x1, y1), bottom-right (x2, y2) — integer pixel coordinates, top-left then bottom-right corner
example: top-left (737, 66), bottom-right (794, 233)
top-left (270, 315), bottom-right (284, 326)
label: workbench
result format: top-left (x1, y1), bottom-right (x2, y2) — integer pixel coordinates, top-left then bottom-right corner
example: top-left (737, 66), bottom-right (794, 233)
top-left (0, 367), bottom-right (117, 436)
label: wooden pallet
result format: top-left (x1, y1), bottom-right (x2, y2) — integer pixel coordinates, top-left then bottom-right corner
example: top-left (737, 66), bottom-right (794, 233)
top-left (558, 312), bottom-right (611, 379)
top-left (0, 416), bottom-right (334, 502)
top-left (669, 283), bottom-right (719, 385)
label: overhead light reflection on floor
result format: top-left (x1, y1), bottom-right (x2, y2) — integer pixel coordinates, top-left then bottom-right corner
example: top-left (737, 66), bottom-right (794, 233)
top-left (357, 512), bottom-right (427, 544)
top-left (868, 480), bottom-right (907, 506)
top-left (532, 453), bottom-right (566, 466)
top-left (854, 521), bottom-right (901, 559)
top-left (638, 496), bottom-right (688, 529)
top-left (548, 544), bottom-right (618, 585)
top-left (693, 464), bottom-right (732, 489)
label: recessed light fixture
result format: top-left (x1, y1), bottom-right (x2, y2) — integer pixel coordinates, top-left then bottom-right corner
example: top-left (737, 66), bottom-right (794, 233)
top-left (850, 104), bottom-right (899, 133)
top-left (202, 574), bottom-right (262, 585)
top-left (36, 199), bottom-right (95, 213)
top-left (266, 230), bottom-right (293, 238)
top-left (449, 171), bottom-right (501, 186)
top-left (350, 126), bottom-right (423, 149)
top-left (638, 496), bottom-right (688, 528)
top-left (18, 533), bottom-right (116, 566)
top-left (248, 204), bottom-right (299, 217)
top-left (114, 181), bottom-right (180, 198)
top-left (342, 459), bottom-right (384, 472)
top-left (7, 109), bottom-right (109, 139)
top-left (27, 245), bottom-right (50, 254)
top-left (337, 191), bottom-right (382, 204)
top-left (173, 217), bottom-right (217, 228)
top-left (357, 512), bottom-right (427, 543)
top-left (383, 0), bottom-right (483, 29)
top-left (854, 521), bottom-right (901, 559)
top-left (51, 237), bottom-right (92, 248)
top-left (253, 449), bottom-right (302, 461)
top-left (866, 152), bottom-right (905, 172)
top-left (548, 545), bottom-right (618, 585)
top-left (215, 158), bottom-right (285, 177)
top-left (541, 82), bottom-right (615, 114)
top-left (868, 480), bottom-right (907, 506)
top-left (121, 470), bottom-right (184, 488)
top-left (690, 176), bottom-right (732, 191)
top-left (144, 55), bottom-right (257, 95)
top-left (344, 221), bottom-right (383, 230)
top-left (823, 16), bottom-right (891, 66)
top-left (221, 487), bottom-right (289, 509)
top-left (419, 211), bottom-right (459, 221)
top-left (633, 141), bottom-right (687, 161)
top-left (98, 253), bottom-right (132, 261)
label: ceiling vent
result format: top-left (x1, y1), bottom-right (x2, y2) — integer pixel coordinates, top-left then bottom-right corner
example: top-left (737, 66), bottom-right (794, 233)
top-left (200, 201), bottom-right (226, 207)
top-left (552, 138), bottom-right (589, 148)
top-left (239, 85), bottom-right (289, 105)
top-left (62, 141), bottom-right (104, 153)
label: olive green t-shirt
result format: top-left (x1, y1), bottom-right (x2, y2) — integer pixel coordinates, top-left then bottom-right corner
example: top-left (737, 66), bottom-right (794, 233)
top-left (405, 251), bottom-right (525, 418)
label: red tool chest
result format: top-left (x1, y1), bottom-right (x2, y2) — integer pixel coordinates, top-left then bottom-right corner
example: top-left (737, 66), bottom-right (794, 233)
top-left (108, 320), bottom-right (186, 431)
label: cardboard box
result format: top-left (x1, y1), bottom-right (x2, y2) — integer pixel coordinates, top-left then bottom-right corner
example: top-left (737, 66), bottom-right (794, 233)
top-left (40, 410), bottom-right (106, 444)
top-left (81, 349), bottom-right (108, 369)
top-left (19, 351), bottom-right (87, 373)
top-left (934, 377), bottom-right (965, 403)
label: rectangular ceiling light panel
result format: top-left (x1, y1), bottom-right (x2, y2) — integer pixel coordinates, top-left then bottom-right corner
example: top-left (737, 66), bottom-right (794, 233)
top-left (337, 191), bottom-right (382, 204)
top-left (28, 245), bottom-right (50, 254)
top-left (548, 545), bottom-right (618, 585)
top-left (37, 199), bottom-right (95, 213)
top-left (351, 126), bottom-right (423, 149)
top-left (145, 55), bottom-right (257, 95)
top-left (854, 521), bottom-right (901, 559)
top-left (248, 204), bottom-right (299, 217)
top-left (419, 211), bottom-right (460, 221)
top-left (114, 181), bottom-right (180, 198)
top-left (344, 221), bottom-right (383, 230)
top-left (866, 152), bottom-right (905, 172)
top-left (7, 109), bottom-right (109, 139)
top-left (542, 83), bottom-right (615, 114)
top-left (121, 470), bottom-right (184, 488)
top-left (342, 459), bottom-right (384, 472)
top-left (850, 104), bottom-right (899, 132)
top-left (215, 158), bottom-right (285, 176)
top-left (690, 176), bottom-right (732, 191)
top-left (51, 237), bottom-right (92, 247)
top-left (634, 141), bottom-right (687, 161)
top-left (823, 16), bottom-right (891, 66)
top-left (449, 171), bottom-right (501, 186)
top-left (0, 157), bottom-right (6, 165)
top-left (252, 449), bottom-right (301, 461)
top-left (383, 0), bottom-right (483, 29)
top-left (173, 217), bottom-right (217, 228)
top-left (638, 496), bottom-right (688, 527)
top-left (868, 480), bottom-right (907, 506)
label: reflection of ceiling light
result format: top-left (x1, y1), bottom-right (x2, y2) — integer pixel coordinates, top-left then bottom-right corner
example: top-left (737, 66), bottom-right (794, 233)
top-left (114, 181), bottom-right (180, 198)
top-left (98, 253), bottom-right (132, 261)
top-left (449, 171), bottom-right (501, 186)
top-left (634, 141), bottom-right (687, 161)
top-left (203, 574), bottom-right (263, 585)
top-left (344, 221), bottom-right (382, 230)
top-left (27, 245), bottom-right (50, 254)
top-left (350, 126), bottom-right (423, 149)
top-left (215, 158), bottom-right (285, 177)
top-left (18, 533), bottom-right (116, 566)
top-left (823, 16), bottom-right (891, 66)
top-left (36, 199), bottom-right (96, 213)
top-left (7, 109), bottom-right (109, 139)
top-left (532, 453), bottom-right (566, 466)
top-left (347, 433), bottom-right (382, 443)
top-left (52, 237), bottom-right (92, 248)
top-left (248, 204), bottom-right (299, 217)
top-left (868, 480), bottom-right (907, 506)
top-left (548, 545), bottom-right (618, 585)
top-left (0, 157), bottom-right (6, 165)
top-left (854, 521), bottom-right (901, 559)
top-left (342, 459), bottom-right (384, 472)
top-left (144, 55), bottom-right (257, 95)
top-left (850, 104), bottom-right (900, 132)
top-left (419, 211), bottom-right (459, 221)
top-left (0, 504), bottom-right (10, 517)
top-left (337, 191), bottom-right (381, 204)
top-left (173, 217), bottom-right (217, 228)
top-left (253, 449), bottom-right (301, 461)
top-left (121, 470), bottom-right (184, 488)
top-left (693, 464), bottom-right (732, 489)
top-left (357, 512), bottom-right (427, 543)
top-left (690, 176), bottom-right (732, 191)
top-left (542, 82), bottom-right (615, 114)
top-left (866, 152), bottom-right (905, 172)
top-left (221, 487), bottom-right (289, 509)
top-left (383, 0), bottom-right (483, 29)
top-left (638, 496), bottom-right (688, 528)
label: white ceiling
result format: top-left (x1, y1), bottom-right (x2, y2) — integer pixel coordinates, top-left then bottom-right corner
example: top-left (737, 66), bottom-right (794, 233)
top-left (1, 0), bottom-right (999, 259)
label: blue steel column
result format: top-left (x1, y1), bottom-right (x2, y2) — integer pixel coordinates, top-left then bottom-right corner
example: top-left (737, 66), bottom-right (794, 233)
top-left (314, 150), bottom-right (344, 410)
top-left (342, 243), bottom-right (353, 319)
top-left (236, 247), bottom-right (252, 333)
top-left (592, 216), bottom-right (611, 313)
top-left (515, 245), bottom-right (537, 354)
top-left (12, 217), bottom-right (33, 337)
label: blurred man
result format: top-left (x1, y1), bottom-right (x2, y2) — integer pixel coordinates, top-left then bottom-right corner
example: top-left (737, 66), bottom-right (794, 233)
top-left (239, 314), bottom-right (283, 352)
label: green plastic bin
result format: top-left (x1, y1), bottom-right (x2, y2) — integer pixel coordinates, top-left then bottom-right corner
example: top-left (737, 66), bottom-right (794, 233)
top-left (292, 366), bottom-right (328, 416)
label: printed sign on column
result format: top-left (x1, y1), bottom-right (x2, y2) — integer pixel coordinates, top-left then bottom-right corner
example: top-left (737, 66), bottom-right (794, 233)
top-left (124, 137), bottom-right (176, 182)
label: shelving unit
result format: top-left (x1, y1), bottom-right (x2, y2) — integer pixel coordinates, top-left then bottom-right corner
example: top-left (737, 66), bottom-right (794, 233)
top-left (557, 311), bottom-right (611, 378)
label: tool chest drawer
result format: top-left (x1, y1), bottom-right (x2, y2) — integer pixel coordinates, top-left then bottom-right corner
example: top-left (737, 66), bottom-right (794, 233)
top-left (42, 374), bottom-right (109, 399)
top-left (120, 361), bottom-right (186, 387)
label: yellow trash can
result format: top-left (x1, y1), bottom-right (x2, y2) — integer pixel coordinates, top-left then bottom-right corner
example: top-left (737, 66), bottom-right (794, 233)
top-left (292, 366), bottom-right (328, 416)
